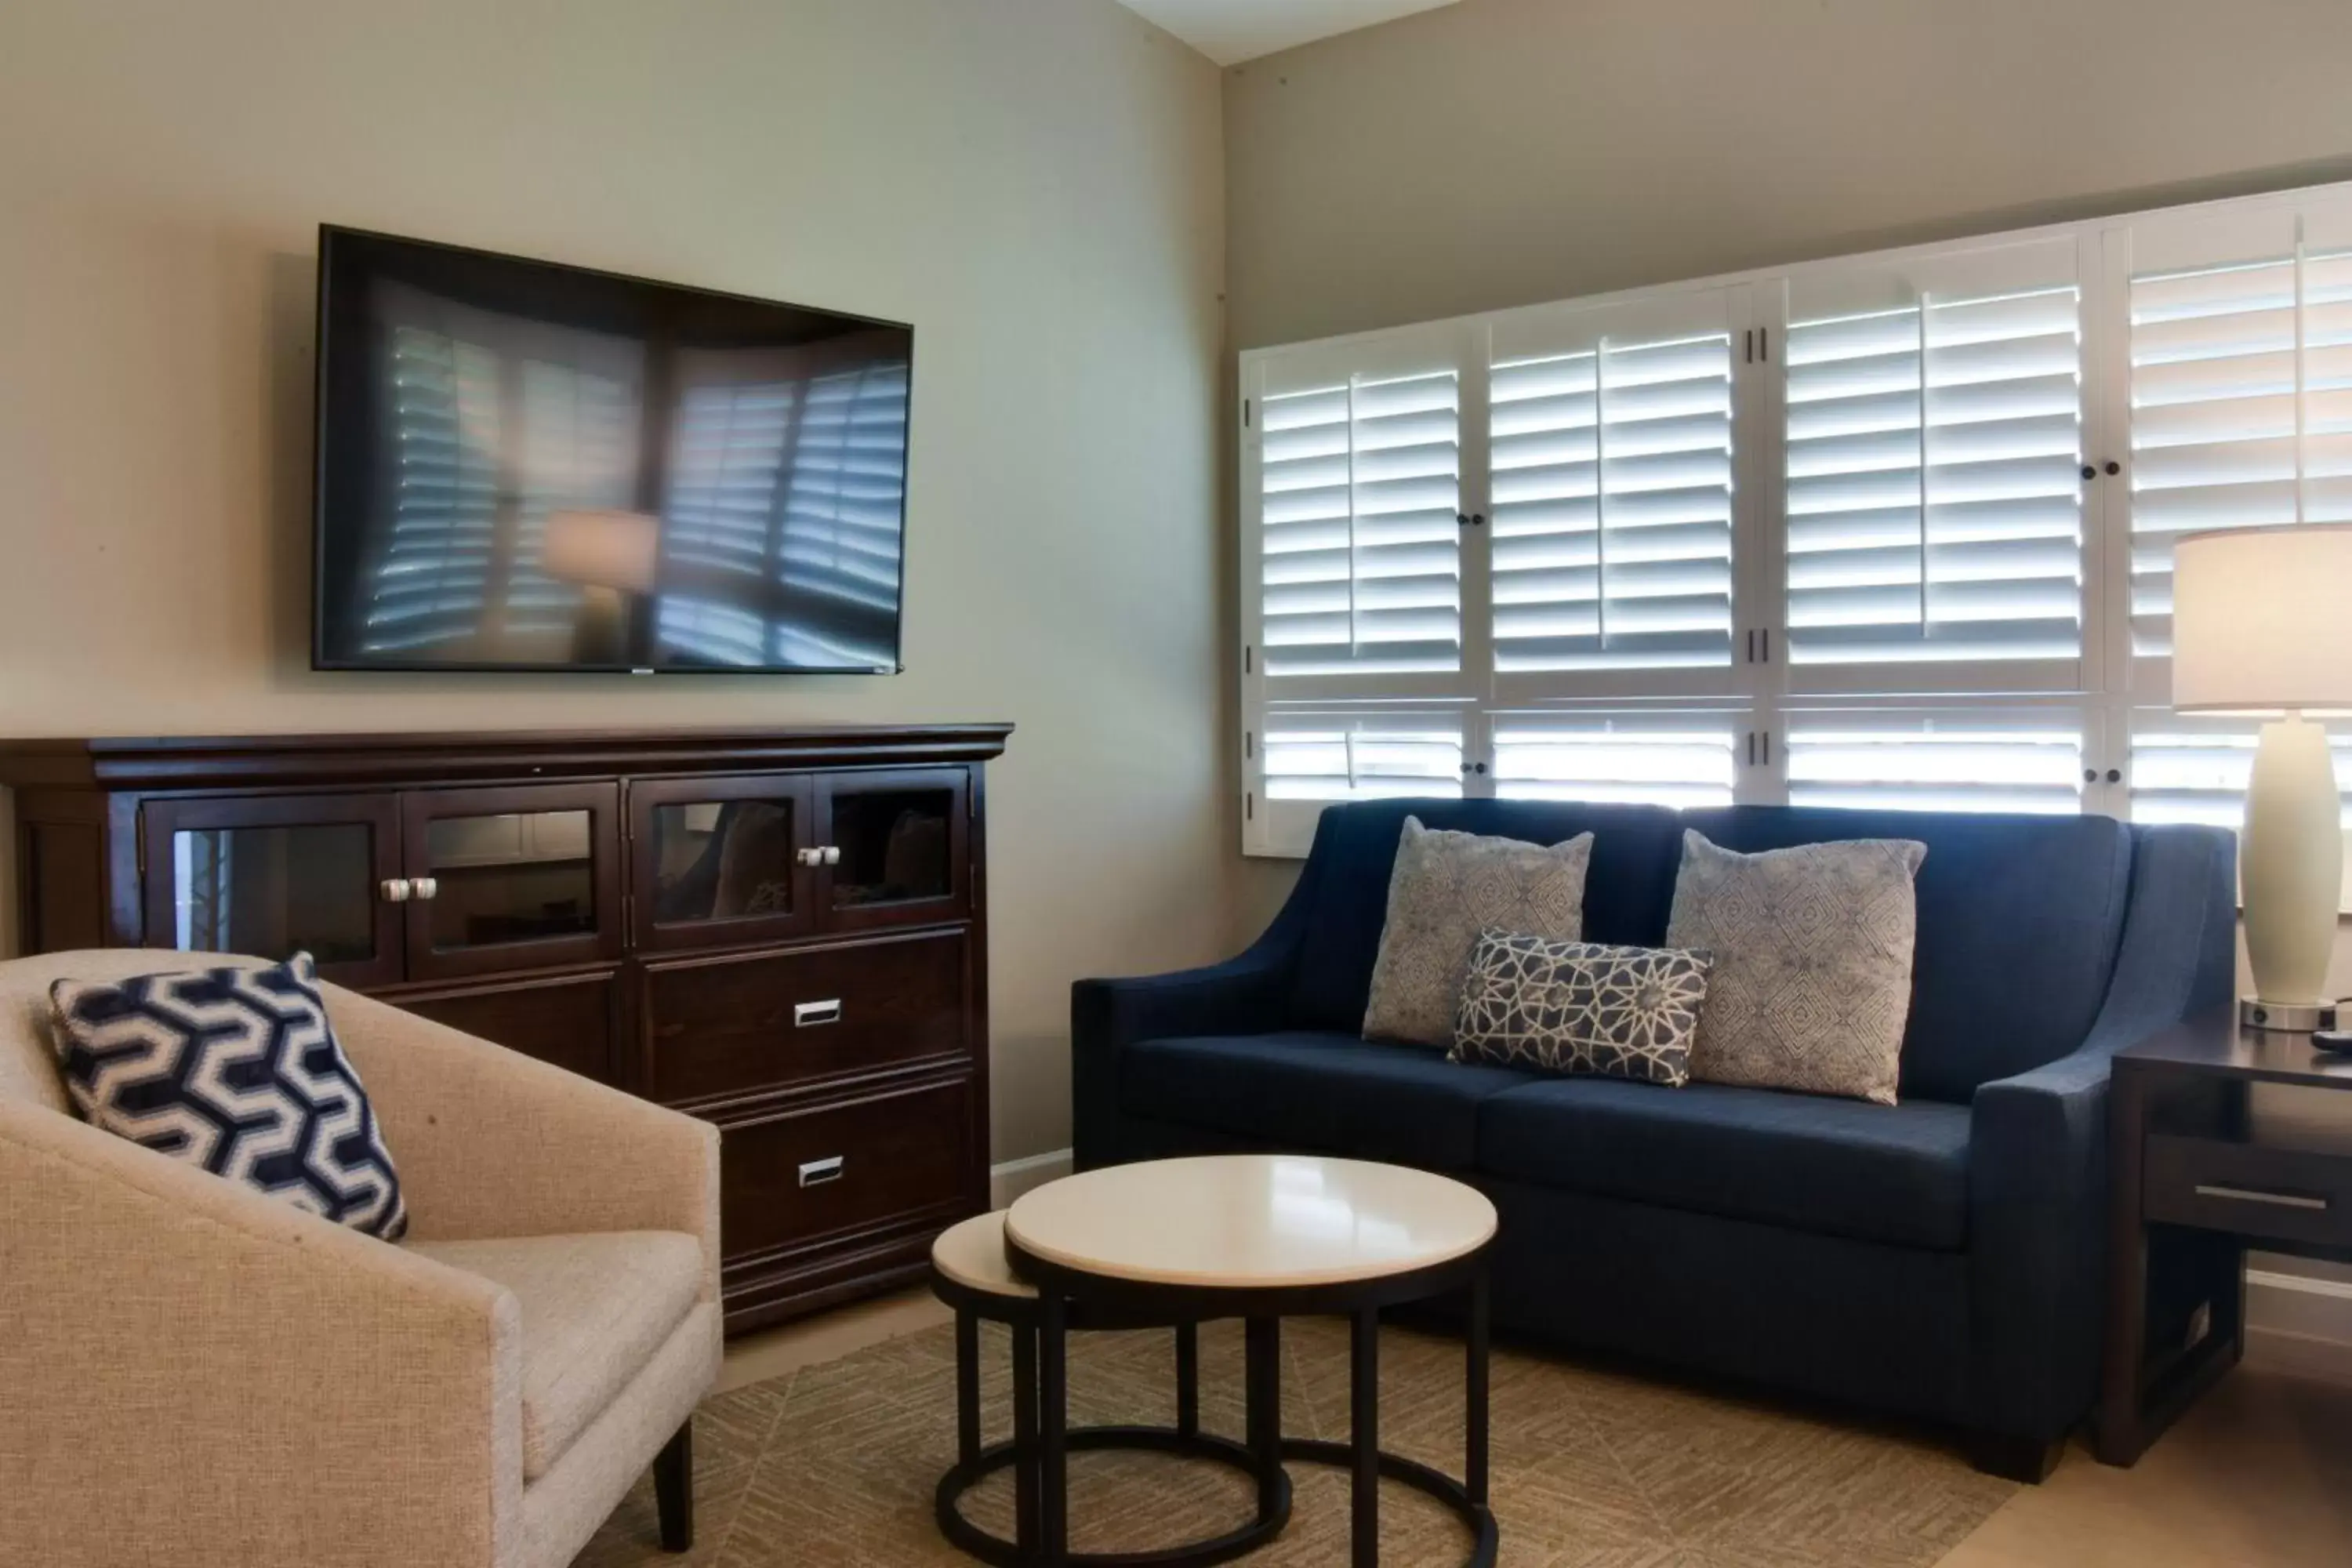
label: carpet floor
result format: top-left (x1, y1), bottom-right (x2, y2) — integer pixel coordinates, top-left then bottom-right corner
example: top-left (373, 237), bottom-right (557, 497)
top-left (577, 1317), bottom-right (2015, 1566)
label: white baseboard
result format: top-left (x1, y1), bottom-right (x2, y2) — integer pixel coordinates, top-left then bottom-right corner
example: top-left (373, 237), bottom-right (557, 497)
top-left (2246, 1268), bottom-right (2352, 1383)
top-left (989, 1147), bottom-right (1073, 1210)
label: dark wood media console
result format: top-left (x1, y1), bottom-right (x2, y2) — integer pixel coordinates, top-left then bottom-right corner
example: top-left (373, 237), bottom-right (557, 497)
top-left (0, 724), bottom-right (1011, 1334)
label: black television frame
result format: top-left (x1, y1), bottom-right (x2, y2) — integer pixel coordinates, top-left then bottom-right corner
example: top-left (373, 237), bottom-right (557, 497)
top-left (310, 223), bottom-right (915, 675)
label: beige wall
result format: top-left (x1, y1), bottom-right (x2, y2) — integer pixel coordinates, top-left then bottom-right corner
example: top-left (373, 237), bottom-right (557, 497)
top-left (1223, 0), bottom-right (2352, 928)
top-left (0, 0), bottom-right (1227, 1165)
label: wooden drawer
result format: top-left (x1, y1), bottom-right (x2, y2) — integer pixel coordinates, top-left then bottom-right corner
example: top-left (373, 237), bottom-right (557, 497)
top-left (2144, 1132), bottom-right (2352, 1250)
top-left (395, 967), bottom-right (620, 1085)
top-left (717, 1076), bottom-right (975, 1262)
top-left (639, 929), bottom-right (967, 1105)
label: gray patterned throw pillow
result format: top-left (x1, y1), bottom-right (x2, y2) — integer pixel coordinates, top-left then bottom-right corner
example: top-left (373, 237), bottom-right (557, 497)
top-left (1363, 818), bottom-right (1593, 1048)
top-left (1665, 830), bottom-right (1927, 1105)
top-left (1451, 934), bottom-right (1712, 1086)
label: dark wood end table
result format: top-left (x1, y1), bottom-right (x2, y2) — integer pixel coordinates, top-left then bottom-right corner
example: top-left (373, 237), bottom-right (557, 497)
top-left (2099, 1011), bottom-right (2352, 1465)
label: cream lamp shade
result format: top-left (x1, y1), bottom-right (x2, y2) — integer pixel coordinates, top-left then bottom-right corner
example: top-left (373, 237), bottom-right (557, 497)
top-left (2172, 524), bottom-right (2352, 712)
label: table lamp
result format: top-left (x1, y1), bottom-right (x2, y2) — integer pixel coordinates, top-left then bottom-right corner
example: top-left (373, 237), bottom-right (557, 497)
top-left (2172, 523), bottom-right (2352, 1029)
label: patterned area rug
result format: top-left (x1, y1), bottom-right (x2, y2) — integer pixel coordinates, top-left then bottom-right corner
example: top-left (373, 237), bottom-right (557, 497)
top-left (577, 1317), bottom-right (2013, 1567)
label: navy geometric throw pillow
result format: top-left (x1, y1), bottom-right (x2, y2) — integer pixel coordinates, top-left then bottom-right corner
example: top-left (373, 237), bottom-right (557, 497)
top-left (48, 952), bottom-right (407, 1240)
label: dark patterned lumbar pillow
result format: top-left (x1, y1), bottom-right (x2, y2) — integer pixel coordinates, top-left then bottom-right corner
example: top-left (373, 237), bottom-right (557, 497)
top-left (49, 953), bottom-right (407, 1239)
top-left (1450, 933), bottom-right (1712, 1087)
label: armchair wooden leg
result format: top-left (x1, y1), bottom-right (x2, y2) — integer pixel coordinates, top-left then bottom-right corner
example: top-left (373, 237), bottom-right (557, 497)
top-left (655, 1420), bottom-right (694, 1552)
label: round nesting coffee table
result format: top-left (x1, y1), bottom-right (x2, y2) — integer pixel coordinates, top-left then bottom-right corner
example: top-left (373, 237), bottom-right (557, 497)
top-left (929, 1210), bottom-right (1291, 1567)
top-left (1002, 1154), bottom-right (1498, 1568)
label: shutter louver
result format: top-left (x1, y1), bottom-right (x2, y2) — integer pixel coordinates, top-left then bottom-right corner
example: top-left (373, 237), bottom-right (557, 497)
top-left (1784, 282), bottom-right (2084, 670)
top-left (1490, 711), bottom-right (1739, 807)
top-left (2128, 245), bottom-right (2352, 659)
top-left (366, 326), bottom-right (502, 653)
top-left (1784, 712), bottom-right (2084, 814)
top-left (1490, 332), bottom-right (1735, 672)
top-left (1259, 370), bottom-right (1462, 676)
top-left (1261, 713), bottom-right (1465, 801)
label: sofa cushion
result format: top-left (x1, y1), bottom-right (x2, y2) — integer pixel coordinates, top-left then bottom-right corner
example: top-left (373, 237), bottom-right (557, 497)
top-left (1453, 935), bottom-right (1711, 1087)
top-left (1290, 800), bottom-right (1686, 1034)
top-left (409, 1230), bottom-right (702, 1481)
top-left (1363, 818), bottom-right (1593, 1048)
top-left (1668, 831), bottom-right (1927, 1105)
top-left (1679, 807), bottom-right (2132, 1102)
top-left (1120, 1031), bottom-right (1534, 1170)
top-left (1479, 1076), bottom-right (1973, 1250)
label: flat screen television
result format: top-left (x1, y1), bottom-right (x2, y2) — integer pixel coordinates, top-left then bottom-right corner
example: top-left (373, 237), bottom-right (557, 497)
top-left (313, 226), bottom-right (912, 673)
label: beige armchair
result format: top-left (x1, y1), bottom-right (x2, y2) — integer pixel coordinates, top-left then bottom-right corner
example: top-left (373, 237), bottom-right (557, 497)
top-left (0, 949), bottom-right (721, 1568)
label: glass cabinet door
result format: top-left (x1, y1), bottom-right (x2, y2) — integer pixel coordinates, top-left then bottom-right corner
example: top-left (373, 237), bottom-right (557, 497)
top-left (813, 768), bottom-right (970, 931)
top-left (629, 775), bottom-right (817, 952)
top-left (141, 793), bottom-right (405, 988)
top-left (400, 782), bottom-right (622, 980)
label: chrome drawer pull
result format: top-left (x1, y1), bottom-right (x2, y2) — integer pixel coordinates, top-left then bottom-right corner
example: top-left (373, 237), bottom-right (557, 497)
top-left (794, 999), bottom-right (843, 1027)
top-left (799, 1156), bottom-right (845, 1188)
top-left (2194, 1183), bottom-right (2328, 1211)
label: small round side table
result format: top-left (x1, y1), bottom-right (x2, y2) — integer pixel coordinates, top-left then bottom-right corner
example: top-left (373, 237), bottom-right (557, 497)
top-left (927, 1210), bottom-right (1290, 1568)
top-left (1004, 1154), bottom-right (1499, 1568)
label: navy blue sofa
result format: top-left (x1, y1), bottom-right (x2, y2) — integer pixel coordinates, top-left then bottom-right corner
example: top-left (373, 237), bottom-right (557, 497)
top-left (1072, 801), bottom-right (2237, 1479)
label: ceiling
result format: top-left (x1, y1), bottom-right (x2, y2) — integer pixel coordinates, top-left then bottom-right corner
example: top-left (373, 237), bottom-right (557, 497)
top-left (1116, 0), bottom-right (1461, 66)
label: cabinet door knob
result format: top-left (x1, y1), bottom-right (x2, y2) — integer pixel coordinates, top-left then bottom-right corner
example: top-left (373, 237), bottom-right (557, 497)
top-left (795, 847), bottom-right (824, 867)
top-left (412, 877), bottom-right (439, 901)
top-left (822, 844), bottom-right (842, 866)
top-left (380, 878), bottom-right (412, 903)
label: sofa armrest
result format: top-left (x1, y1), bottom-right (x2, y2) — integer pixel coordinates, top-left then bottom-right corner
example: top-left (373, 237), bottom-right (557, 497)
top-left (0, 1099), bottom-right (525, 1567)
top-left (323, 983), bottom-right (724, 1305)
top-left (1964, 820), bottom-right (2236, 1441)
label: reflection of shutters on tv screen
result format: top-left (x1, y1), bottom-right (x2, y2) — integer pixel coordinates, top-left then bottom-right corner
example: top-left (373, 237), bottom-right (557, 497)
top-left (367, 322), bottom-right (636, 656)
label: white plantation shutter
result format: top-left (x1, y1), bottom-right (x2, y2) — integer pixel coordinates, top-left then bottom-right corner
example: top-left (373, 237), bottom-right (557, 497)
top-left (1490, 710), bottom-right (1740, 808)
top-left (1783, 241), bottom-right (2085, 681)
top-left (2126, 713), bottom-right (2352, 827)
top-left (1487, 294), bottom-right (1737, 676)
top-left (2125, 202), bottom-right (2352, 670)
top-left (1251, 708), bottom-right (1466, 854)
top-left (1783, 710), bottom-right (2085, 814)
top-left (1257, 335), bottom-right (1464, 679)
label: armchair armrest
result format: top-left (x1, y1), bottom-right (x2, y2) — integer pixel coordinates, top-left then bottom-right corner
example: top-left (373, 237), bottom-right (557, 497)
top-left (0, 1098), bottom-right (525, 1567)
top-left (323, 983), bottom-right (722, 1304)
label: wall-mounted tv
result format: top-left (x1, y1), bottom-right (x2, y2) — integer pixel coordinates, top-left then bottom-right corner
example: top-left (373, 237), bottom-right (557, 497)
top-left (313, 226), bottom-right (912, 673)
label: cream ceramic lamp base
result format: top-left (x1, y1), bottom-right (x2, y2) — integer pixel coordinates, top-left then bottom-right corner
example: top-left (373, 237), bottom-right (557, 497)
top-left (2240, 713), bottom-right (2343, 1029)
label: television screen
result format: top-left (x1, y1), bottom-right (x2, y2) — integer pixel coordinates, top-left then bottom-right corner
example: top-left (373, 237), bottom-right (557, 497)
top-left (313, 227), bottom-right (910, 672)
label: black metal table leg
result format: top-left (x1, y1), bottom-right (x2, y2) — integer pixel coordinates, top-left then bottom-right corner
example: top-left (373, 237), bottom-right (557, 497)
top-left (1012, 1320), bottom-right (1040, 1560)
top-left (1040, 1293), bottom-right (1069, 1566)
top-left (1351, 1307), bottom-right (1380, 1568)
top-left (1174, 1323), bottom-right (1200, 1439)
top-left (1245, 1316), bottom-right (1283, 1523)
top-left (1466, 1265), bottom-right (1490, 1508)
top-left (956, 1310), bottom-right (982, 1469)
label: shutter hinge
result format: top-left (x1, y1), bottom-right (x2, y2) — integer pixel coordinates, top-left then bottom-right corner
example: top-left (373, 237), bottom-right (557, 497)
top-left (1760, 326), bottom-right (1769, 363)
top-left (1747, 731), bottom-right (1757, 766)
top-left (1243, 397), bottom-right (1252, 428)
top-left (1761, 627), bottom-right (1771, 662)
top-left (1744, 328), bottom-right (1754, 365)
top-left (1246, 791), bottom-right (1254, 822)
top-left (1245, 730), bottom-right (1254, 760)
top-left (1762, 731), bottom-right (1773, 766)
top-left (1244, 644), bottom-right (1253, 676)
